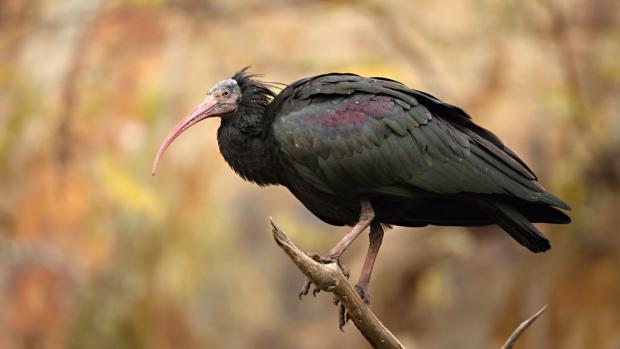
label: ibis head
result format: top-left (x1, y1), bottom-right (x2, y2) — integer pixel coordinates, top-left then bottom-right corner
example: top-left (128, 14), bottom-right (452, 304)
top-left (152, 78), bottom-right (242, 175)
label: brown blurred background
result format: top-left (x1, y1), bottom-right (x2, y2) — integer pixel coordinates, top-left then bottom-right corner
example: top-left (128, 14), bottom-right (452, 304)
top-left (0, 0), bottom-right (619, 348)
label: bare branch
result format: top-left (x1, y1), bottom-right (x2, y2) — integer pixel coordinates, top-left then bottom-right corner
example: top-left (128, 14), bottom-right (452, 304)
top-left (270, 219), bottom-right (405, 349)
top-left (272, 218), bottom-right (548, 349)
top-left (500, 305), bottom-right (548, 349)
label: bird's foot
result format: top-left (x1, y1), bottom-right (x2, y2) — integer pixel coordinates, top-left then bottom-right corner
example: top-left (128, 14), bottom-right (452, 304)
top-left (354, 283), bottom-right (371, 305)
top-left (298, 253), bottom-right (349, 300)
top-left (332, 283), bottom-right (371, 330)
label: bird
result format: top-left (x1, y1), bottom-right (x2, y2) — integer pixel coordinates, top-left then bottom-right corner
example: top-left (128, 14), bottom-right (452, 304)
top-left (152, 66), bottom-right (570, 311)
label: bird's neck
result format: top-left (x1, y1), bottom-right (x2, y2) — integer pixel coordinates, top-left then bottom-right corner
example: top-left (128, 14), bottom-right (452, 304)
top-left (217, 108), bottom-right (281, 186)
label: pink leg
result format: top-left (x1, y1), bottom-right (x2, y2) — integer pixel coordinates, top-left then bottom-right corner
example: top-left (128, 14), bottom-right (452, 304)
top-left (354, 222), bottom-right (384, 304)
top-left (299, 200), bottom-right (375, 299)
top-left (328, 200), bottom-right (375, 258)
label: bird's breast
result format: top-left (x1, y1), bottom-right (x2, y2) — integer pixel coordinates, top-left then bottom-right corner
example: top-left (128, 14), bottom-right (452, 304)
top-left (217, 126), bottom-right (283, 186)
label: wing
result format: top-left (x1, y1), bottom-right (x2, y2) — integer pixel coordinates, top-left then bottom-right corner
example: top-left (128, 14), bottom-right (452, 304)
top-left (270, 74), bottom-right (569, 209)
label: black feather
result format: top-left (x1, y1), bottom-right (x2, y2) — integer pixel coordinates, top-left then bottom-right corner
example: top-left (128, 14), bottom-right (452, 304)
top-left (212, 68), bottom-right (571, 254)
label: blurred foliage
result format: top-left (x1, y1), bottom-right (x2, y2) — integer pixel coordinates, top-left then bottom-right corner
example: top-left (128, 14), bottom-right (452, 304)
top-left (0, 0), bottom-right (619, 348)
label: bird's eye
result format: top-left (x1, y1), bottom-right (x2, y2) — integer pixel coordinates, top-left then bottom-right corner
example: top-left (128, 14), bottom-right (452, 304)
top-left (222, 91), bottom-right (230, 97)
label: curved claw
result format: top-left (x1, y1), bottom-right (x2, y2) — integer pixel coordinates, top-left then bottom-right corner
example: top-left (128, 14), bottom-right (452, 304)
top-left (354, 284), bottom-right (371, 305)
top-left (295, 253), bottom-right (368, 330)
top-left (335, 285), bottom-right (372, 330)
top-left (339, 262), bottom-right (350, 279)
top-left (298, 253), bottom-right (349, 301)
top-left (298, 280), bottom-right (311, 300)
top-left (338, 303), bottom-right (349, 331)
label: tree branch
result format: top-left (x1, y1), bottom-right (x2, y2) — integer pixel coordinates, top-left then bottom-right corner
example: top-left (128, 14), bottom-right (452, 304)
top-left (271, 218), bottom-right (548, 349)
top-left (500, 305), bottom-right (548, 349)
top-left (270, 219), bottom-right (405, 349)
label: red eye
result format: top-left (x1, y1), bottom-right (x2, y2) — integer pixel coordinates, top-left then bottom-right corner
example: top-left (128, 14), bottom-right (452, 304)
top-left (222, 91), bottom-right (229, 97)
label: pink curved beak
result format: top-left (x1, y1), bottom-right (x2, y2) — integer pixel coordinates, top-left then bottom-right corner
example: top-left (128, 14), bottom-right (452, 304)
top-left (152, 95), bottom-right (218, 175)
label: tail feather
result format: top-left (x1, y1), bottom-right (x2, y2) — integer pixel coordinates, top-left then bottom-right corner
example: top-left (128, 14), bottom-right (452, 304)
top-left (514, 200), bottom-right (571, 224)
top-left (539, 191), bottom-right (572, 210)
top-left (482, 201), bottom-right (551, 253)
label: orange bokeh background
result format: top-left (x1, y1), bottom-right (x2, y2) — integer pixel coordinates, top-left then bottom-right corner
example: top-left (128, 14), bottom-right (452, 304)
top-left (1, 0), bottom-right (618, 348)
